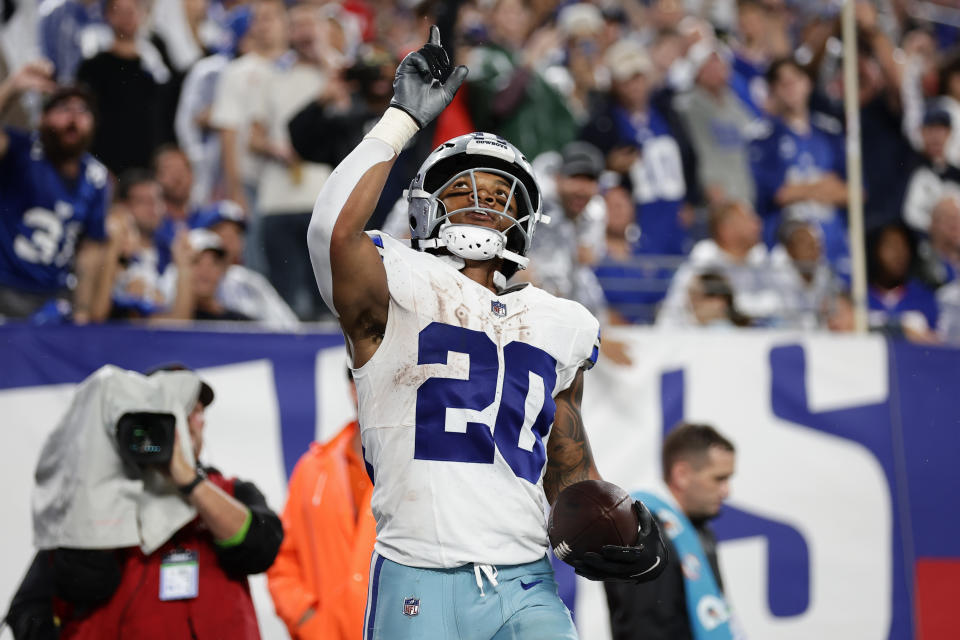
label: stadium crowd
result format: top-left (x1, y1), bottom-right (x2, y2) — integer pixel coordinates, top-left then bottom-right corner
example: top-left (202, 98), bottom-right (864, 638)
top-left (1, 0), bottom-right (960, 343)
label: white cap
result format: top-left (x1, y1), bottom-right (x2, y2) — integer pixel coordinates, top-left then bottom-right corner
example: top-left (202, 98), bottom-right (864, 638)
top-left (687, 40), bottom-right (731, 78)
top-left (605, 40), bottom-right (654, 82)
top-left (188, 228), bottom-right (226, 256)
top-left (558, 3), bottom-right (604, 37)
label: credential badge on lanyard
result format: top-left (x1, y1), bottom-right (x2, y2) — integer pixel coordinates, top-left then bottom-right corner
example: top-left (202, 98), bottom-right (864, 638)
top-left (159, 549), bottom-right (199, 601)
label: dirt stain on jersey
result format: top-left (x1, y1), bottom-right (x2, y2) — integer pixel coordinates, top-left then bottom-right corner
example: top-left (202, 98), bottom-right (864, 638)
top-left (517, 324), bottom-right (532, 341)
top-left (393, 362), bottom-right (423, 390)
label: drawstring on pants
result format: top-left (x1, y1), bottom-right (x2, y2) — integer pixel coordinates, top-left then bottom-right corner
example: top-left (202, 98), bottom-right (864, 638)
top-left (473, 563), bottom-right (499, 597)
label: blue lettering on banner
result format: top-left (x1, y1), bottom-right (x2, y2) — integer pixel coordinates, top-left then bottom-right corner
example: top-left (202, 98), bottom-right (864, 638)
top-left (768, 345), bottom-right (910, 639)
top-left (660, 367), bottom-right (810, 618)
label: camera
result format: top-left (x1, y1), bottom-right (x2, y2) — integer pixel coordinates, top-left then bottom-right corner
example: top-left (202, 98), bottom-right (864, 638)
top-left (115, 412), bottom-right (176, 465)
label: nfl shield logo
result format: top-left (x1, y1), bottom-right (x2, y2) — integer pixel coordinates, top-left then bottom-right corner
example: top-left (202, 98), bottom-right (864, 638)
top-left (491, 300), bottom-right (507, 317)
top-left (402, 597), bottom-right (420, 617)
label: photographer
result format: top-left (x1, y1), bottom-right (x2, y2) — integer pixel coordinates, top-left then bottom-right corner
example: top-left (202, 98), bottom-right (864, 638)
top-left (7, 365), bottom-right (282, 640)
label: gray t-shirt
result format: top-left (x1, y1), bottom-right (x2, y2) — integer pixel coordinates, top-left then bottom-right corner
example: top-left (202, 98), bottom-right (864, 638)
top-left (675, 86), bottom-right (758, 204)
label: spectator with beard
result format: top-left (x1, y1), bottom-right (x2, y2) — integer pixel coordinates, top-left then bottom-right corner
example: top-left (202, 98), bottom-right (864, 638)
top-left (75, 0), bottom-right (172, 176)
top-left (0, 73), bottom-right (110, 321)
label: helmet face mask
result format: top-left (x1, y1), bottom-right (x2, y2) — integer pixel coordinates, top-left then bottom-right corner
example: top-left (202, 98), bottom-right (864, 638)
top-left (408, 133), bottom-right (543, 278)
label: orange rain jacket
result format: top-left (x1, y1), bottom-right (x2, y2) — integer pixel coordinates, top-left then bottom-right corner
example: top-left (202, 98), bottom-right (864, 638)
top-left (267, 422), bottom-right (377, 640)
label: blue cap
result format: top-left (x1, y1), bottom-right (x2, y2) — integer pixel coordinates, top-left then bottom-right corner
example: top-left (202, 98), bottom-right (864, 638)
top-left (225, 6), bottom-right (254, 55)
top-left (923, 106), bottom-right (952, 128)
top-left (189, 200), bottom-right (247, 231)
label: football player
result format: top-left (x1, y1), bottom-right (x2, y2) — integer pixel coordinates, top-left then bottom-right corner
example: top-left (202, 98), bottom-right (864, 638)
top-left (307, 27), bottom-right (667, 640)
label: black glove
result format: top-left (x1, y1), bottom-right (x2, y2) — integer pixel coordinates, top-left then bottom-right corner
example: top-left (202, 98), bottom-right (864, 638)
top-left (572, 500), bottom-right (668, 583)
top-left (389, 25), bottom-right (468, 128)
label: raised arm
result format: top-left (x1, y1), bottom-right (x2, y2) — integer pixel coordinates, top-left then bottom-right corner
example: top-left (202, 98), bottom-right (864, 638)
top-left (0, 61), bottom-right (56, 159)
top-left (306, 26), bottom-right (467, 365)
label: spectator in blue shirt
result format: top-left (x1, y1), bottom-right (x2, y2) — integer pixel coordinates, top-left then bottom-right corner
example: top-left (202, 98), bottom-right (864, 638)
top-left (592, 175), bottom-right (677, 324)
top-left (38, 0), bottom-right (109, 83)
top-left (88, 169), bottom-right (168, 320)
top-left (867, 222), bottom-right (938, 340)
top-left (581, 39), bottom-right (701, 256)
top-left (728, 0), bottom-right (791, 117)
top-left (0, 74), bottom-right (109, 320)
top-left (153, 144), bottom-right (201, 272)
top-left (749, 57), bottom-right (849, 270)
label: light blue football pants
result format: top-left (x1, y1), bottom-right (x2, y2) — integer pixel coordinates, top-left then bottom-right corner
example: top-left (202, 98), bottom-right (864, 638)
top-left (362, 552), bottom-right (578, 639)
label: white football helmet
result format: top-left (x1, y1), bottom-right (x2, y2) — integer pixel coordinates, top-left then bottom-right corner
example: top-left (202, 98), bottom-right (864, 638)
top-left (407, 132), bottom-right (544, 278)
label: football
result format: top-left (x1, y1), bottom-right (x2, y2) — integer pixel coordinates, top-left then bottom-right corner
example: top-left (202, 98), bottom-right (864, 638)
top-left (548, 479), bottom-right (640, 566)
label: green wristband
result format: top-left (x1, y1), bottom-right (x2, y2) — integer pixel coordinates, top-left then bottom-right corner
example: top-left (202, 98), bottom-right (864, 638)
top-left (215, 510), bottom-right (253, 548)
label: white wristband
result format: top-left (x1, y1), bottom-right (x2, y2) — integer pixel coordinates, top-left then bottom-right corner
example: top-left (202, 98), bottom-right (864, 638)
top-left (364, 107), bottom-right (420, 155)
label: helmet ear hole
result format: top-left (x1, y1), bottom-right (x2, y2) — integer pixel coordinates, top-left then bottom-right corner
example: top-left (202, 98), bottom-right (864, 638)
top-left (408, 216), bottom-right (417, 231)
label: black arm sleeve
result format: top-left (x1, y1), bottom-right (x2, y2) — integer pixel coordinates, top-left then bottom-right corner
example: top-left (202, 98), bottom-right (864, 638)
top-left (213, 478), bottom-right (283, 577)
top-left (6, 552), bottom-right (58, 640)
top-left (603, 538), bottom-right (692, 640)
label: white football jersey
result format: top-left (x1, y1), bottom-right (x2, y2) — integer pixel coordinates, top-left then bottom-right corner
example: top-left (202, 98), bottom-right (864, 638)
top-left (355, 232), bottom-right (601, 569)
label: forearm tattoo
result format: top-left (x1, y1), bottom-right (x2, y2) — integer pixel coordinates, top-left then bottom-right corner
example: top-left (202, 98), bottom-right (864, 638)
top-left (544, 370), bottom-right (597, 505)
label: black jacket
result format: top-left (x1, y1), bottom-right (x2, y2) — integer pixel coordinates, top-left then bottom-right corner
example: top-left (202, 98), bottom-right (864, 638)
top-left (605, 514), bottom-right (723, 640)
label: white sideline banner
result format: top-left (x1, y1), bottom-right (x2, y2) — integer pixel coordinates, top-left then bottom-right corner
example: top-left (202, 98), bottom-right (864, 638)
top-left (0, 327), bottom-right (923, 639)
